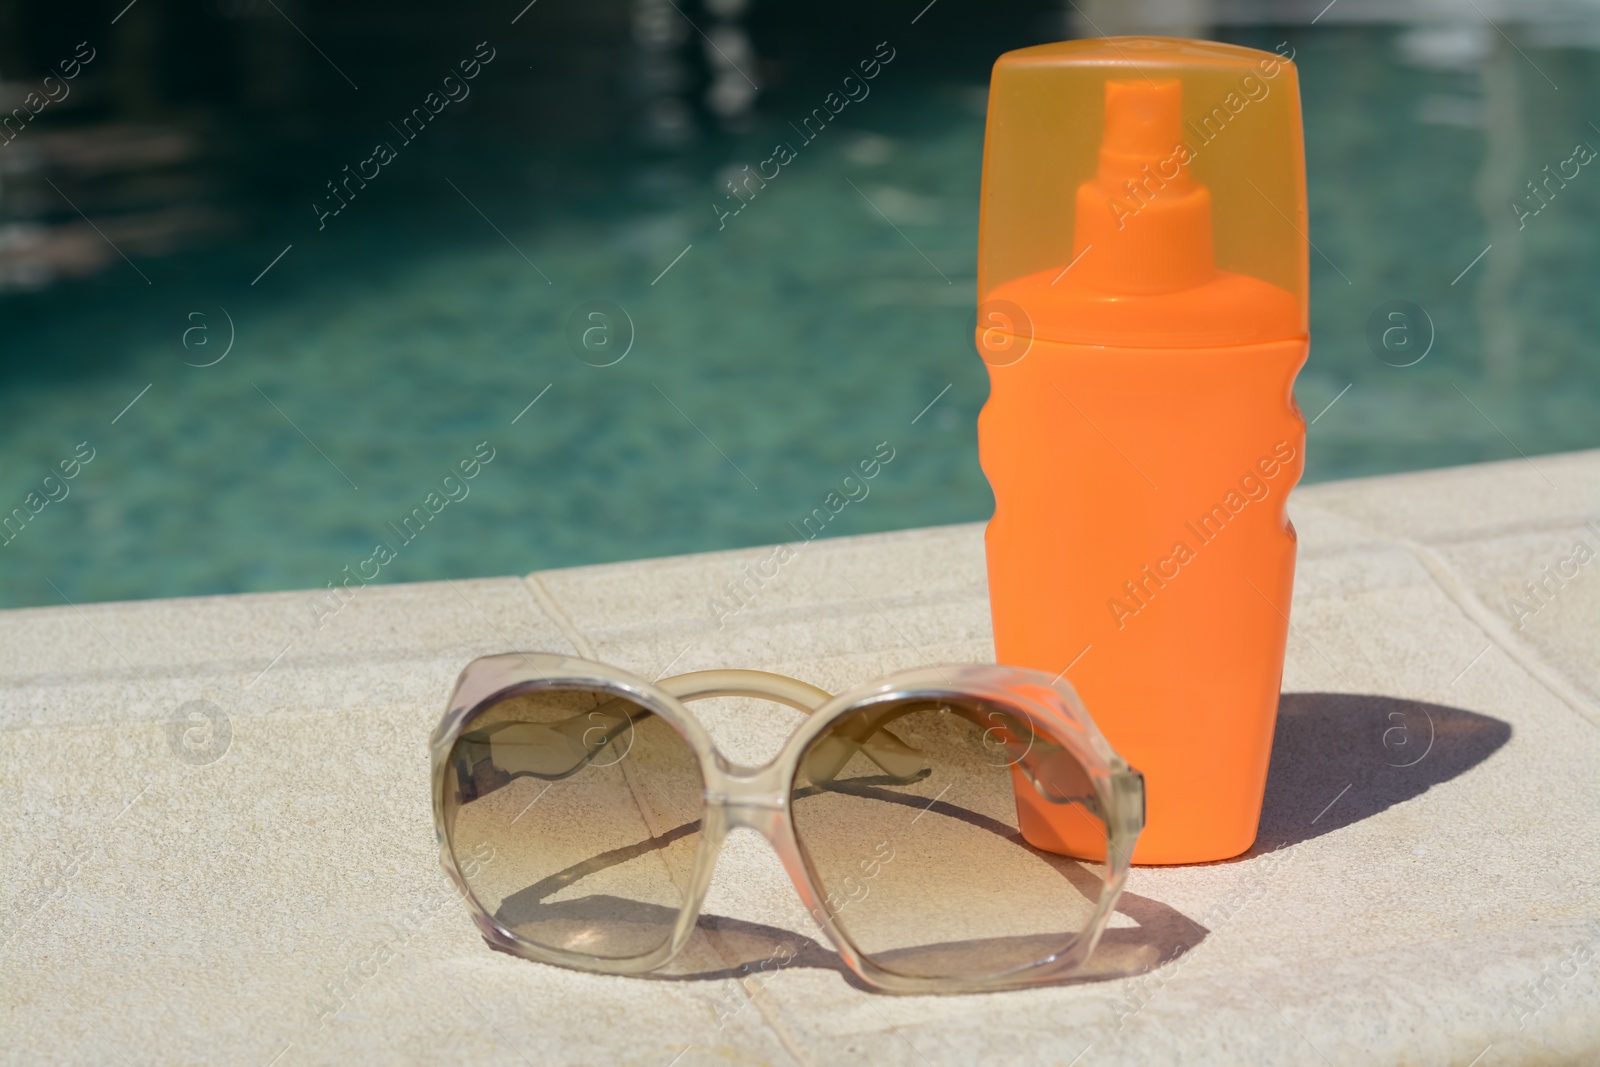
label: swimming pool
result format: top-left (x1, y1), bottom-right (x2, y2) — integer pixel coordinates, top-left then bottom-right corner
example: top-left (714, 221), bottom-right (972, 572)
top-left (2, 5), bottom-right (1596, 610)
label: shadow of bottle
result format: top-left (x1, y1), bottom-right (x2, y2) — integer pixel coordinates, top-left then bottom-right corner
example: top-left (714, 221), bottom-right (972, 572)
top-left (1249, 691), bottom-right (1513, 854)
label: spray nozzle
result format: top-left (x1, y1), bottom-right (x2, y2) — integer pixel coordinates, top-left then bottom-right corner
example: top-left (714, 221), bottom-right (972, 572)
top-left (1073, 78), bottom-right (1215, 295)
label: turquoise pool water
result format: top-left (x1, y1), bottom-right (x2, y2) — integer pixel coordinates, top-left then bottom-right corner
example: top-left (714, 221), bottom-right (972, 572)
top-left (2, 15), bottom-right (1597, 610)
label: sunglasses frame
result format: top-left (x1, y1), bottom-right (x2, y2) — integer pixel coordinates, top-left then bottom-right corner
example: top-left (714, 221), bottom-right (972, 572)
top-left (430, 652), bottom-right (1145, 995)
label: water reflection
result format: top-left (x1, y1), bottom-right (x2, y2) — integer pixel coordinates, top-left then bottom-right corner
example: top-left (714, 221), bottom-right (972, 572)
top-left (0, 3), bottom-right (1597, 609)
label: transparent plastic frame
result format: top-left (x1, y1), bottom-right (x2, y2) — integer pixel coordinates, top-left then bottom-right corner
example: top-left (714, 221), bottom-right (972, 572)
top-left (429, 652), bottom-right (1146, 995)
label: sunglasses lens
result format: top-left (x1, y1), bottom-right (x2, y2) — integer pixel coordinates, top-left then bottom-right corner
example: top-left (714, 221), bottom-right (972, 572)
top-left (442, 686), bottom-right (704, 959)
top-left (790, 696), bottom-right (1108, 980)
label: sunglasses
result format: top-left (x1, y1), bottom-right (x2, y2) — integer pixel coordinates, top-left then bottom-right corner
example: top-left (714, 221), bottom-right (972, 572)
top-left (430, 653), bottom-right (1146, 994)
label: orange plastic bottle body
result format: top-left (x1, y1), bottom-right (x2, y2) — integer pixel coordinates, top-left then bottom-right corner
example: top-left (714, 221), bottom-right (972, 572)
top-left (979, 333), bottom-right (1306, 863)
top-left (975, 37), bottom-right (1311, 863)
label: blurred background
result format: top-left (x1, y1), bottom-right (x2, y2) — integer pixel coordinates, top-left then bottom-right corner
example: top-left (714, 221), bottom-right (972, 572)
top-left (0, 0), bottom-right (1596, 609)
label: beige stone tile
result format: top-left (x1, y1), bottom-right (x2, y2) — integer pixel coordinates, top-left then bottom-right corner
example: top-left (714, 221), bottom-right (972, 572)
top-left (1426, 521), bottom-right (1600, 708)
top-left (0, 654), bottom-right (797, 1067)
top-left (531, 521), bottom-right (994, 689)
top-left (0, 577), bottom-right (571, 694)
top-left (7, 456), bottom-right (1600, 1065)
top-left (1293, 449), bottom-right (1600, 544)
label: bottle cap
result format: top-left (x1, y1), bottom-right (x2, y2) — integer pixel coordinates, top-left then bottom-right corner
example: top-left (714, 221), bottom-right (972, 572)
top-left (977, 37), bottom-right (1309, 351)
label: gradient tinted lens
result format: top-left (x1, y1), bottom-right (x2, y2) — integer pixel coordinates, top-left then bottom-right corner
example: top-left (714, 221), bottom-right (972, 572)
top-left (442, 686), bottom-right (704, 959)
top-left (791, 696), bottom-right (1108, 980)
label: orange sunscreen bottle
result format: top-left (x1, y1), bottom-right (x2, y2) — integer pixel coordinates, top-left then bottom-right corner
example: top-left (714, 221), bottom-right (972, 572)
top-left (975, 38), bottom-right (1310, 864)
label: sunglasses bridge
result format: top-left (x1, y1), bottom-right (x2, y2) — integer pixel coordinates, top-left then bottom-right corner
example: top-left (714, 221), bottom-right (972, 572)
top-left (658, 670), bottom-right (832, 836)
